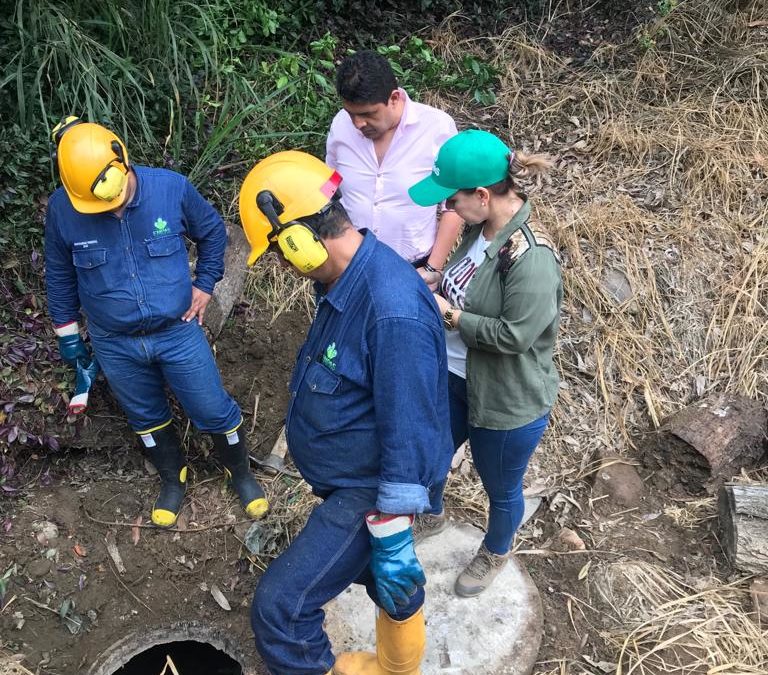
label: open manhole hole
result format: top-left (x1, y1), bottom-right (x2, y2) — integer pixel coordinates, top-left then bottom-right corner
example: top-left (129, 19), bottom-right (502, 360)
top-left (88, 624), bottom-right (252, 675)
top-left (113, 640), bottom-right (242, 675)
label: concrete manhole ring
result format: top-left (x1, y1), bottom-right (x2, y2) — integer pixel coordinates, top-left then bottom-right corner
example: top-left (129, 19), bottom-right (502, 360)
top-left (86, 621), bottom-right (259, 675)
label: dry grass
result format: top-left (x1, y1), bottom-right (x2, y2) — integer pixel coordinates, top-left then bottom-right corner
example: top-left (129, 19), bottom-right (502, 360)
top-left (241, 1), bottom-right (768, 672)
top-left (592, 562), bottom-right (768, 674)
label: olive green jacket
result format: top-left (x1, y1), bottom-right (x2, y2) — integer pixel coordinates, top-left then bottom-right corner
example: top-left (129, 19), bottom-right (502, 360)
top-left (452, 199), bottom-right (562, 429)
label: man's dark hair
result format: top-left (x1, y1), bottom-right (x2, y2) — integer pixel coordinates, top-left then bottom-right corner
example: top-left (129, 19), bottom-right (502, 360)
top-left (302, 196), bottom-right (351, 239)
top-left (336, 50), bottom-right (398, 105)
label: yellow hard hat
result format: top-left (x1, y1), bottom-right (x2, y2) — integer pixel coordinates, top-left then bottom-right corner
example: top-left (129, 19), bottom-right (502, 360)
top-left (52, 117), bottom-right (130, 214)
top-left (239, 150), bottom-right (342, 266)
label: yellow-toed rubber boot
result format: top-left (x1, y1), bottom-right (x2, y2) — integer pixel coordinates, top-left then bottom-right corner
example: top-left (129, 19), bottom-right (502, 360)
top-left (332, 607), bottom-right (425, 675)
top-left (138, 423), bottom-right (187, 528)
top-left (210, 427), bottom-right (269, 519)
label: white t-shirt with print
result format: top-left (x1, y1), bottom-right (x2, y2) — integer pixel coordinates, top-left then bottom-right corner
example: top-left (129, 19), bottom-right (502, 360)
top-left (440, 233), bottom-right (492, 378)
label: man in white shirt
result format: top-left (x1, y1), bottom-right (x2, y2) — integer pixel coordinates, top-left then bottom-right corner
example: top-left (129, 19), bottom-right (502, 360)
top-left (326, 50), bottom-right (463, 287)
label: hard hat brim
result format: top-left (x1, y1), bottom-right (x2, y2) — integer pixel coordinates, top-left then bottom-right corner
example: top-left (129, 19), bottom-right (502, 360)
top-left (247, 239), bottom-right (270, 266)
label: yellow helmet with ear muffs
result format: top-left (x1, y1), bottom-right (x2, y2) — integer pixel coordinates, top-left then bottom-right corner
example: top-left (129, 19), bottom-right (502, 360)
top-left (238, 150), bottom-right (342, 271)
top-left (51, 116), bottom-right (130, 214)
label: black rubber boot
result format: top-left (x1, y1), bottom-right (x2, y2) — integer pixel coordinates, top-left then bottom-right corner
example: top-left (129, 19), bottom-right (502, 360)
top-left (210, 430), bottom-right (269, 519)
top-left (140, 424), bottom-right (187, 528)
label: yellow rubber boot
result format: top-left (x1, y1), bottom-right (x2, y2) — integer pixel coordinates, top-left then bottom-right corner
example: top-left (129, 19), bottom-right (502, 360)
top-left (210, 429), bottom-right (269, 519)
top-left (139, 424), bottom-right (187, 528)
top-left (332, 607), bottom-right (425, 675)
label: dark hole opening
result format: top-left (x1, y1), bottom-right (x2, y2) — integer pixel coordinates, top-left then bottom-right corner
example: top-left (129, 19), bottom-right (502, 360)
top-left (114, 640), bottom-right (242, 675)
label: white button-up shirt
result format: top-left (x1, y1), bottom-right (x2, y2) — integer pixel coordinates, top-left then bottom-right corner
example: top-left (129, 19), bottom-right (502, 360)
top-left (326, 90), bottom-right (458, 263)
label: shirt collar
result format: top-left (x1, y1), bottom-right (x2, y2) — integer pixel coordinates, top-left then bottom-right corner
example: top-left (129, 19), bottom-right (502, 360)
top-left (399, 88), bottom-right (420, 128)
top-left (314, 229), bottom-right (376, 312)
top-left (485, 198), bottom-right (532, 259)
top-left (126, 166), bottom-right (144, 209)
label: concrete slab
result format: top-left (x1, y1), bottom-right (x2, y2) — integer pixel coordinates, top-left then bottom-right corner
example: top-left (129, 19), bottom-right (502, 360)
top-left (324, 522), bottom-right (543, 675)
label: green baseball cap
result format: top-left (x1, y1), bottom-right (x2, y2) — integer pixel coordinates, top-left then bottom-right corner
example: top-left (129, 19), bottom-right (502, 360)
top-left (409, 129), bottom-right (512, 206)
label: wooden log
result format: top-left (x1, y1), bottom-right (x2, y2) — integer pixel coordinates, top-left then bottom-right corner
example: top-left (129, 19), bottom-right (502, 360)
top-left (719, 482), bottom-right (768, 575)
top-left (642, 395), bottom-right (767, 494)
top-left (204, 223), bottom-right (250, 339)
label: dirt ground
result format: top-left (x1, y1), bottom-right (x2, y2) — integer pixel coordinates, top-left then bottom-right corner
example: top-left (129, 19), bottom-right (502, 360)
top-left (0, 305), bottom-right (736, 674)
top-left (3, 1), bottom-right (768, 673)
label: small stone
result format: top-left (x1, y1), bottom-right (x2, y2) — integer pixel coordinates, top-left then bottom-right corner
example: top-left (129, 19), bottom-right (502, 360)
top-left (33, 521), bottom-right (59, 546)
top-left (601, 268), bottom-right (633, 304)
top-left (593, 457), bottom-right (647, 508)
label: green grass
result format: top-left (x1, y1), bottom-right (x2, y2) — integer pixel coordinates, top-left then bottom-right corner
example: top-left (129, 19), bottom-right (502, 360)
top-left (0, 0), bottom-right (499, 256)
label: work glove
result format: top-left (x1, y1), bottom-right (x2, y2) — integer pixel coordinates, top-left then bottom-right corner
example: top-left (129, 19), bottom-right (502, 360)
top-left (55, 323), bottom-right (91, 368)
top-left (366, 511), bottom-right (426, 616)
top-left (54, 323), bottom-right (98, 414)
top-left (69, 356), bottom-right (100, 414)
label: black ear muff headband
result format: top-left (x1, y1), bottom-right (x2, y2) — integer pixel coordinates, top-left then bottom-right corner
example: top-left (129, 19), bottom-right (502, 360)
top-left (256, 190), bottom-right (286, 237)
top-left (50, 116), bottom-right (85, 161)
top-left (89, 140), bottom-right (128, 194)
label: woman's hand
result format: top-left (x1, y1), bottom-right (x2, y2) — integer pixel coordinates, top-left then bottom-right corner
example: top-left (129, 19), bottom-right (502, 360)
top-left (417, 267), bottom-right (442, 291)
top-left (432, 292), bottom-right (451, 314)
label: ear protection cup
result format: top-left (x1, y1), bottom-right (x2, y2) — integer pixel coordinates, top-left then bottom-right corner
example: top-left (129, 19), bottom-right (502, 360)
top-left (91, 164), bottom-right (128, 201)
top-left (88, 140), bottom-right (129, 202)
top-left (275, 223), bottom-right (329, 272)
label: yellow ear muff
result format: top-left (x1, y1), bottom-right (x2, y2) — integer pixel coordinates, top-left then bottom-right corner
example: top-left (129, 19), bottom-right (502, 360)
top-left (276, 223), bottom-right (329, 273)
top-left (92, 164), bottom-right (128, 202)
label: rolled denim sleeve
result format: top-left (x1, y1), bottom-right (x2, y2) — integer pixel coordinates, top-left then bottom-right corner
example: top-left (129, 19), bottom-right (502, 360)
top-left (182, 180), bottom-right (226, 294)
top-left (369, 316), bottom-right (445, 514)
top-left (44, 206), bottom-right (81, 326)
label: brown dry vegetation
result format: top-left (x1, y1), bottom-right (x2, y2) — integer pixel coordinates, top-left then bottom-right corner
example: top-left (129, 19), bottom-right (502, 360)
top-left (244, 1), bottom-right (768, 672)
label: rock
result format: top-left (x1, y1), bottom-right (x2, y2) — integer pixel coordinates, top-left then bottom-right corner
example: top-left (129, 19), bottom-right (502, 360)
top-left (593, 457), bottom-right (647, 508)
top-left (601, 268), bottom-right (633, 304)
top-left (32, 521), bottom-right (59, 546)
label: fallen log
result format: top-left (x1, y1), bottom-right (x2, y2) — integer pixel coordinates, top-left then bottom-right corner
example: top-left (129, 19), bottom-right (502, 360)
top-left (719, 482), bottom-right (768, 575)
top-left (642, 395), bottom-right (767, 494)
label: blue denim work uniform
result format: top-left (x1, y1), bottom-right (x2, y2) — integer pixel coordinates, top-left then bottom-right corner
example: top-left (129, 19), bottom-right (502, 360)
top-left (44, 166), bottom-right (241, 434)
top-left (251, 231), bottom-right (453, 675)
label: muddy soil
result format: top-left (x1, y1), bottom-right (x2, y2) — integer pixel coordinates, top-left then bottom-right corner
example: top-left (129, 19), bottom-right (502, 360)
top-left (0, 307), bottom-right (309, 674)
top-left (0, 304), bottom-right (727, 674)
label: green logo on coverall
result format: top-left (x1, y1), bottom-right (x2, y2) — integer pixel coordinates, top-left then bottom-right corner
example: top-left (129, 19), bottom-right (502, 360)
top-left (322, 342), bottom-right (338, 370)
top-left (153, 217), bottom-right (169, 235)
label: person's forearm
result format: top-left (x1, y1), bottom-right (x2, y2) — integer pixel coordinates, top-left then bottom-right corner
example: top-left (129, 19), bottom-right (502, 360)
top-left (427, 210), bottom-right (464, 270)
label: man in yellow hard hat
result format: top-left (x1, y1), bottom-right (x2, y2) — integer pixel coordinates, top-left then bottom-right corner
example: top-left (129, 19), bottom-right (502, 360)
top-left (44, 116), bottom-right (268, 528)
top-left (239, 150), bottom-right (453, 675)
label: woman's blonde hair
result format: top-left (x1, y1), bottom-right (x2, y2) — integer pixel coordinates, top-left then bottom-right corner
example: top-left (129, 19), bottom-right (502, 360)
top-left (508, 151), bottom-right (553, 180)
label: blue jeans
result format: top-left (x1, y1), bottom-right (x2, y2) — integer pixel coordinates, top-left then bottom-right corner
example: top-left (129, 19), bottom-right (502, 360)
top-left (251, 487), bottom-right (423, 675)
top-left (88, 319), bottom-right (241, 433)
top-left (430, 373), bottom-right (549, 555)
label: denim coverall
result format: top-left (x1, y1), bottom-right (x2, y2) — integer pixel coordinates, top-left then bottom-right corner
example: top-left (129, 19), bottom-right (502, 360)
top-left (44, 166), bottom-right (241, 434)
top-left (251, 231), bottom-right (453, 675)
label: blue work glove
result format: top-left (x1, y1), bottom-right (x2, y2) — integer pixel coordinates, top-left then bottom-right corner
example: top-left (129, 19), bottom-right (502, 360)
top-left (366, 512), bottom-right (426, 616)
top-left (56, 329), bottom-right (91, 368)
top-left (69, 356), bottom-right (100, 414)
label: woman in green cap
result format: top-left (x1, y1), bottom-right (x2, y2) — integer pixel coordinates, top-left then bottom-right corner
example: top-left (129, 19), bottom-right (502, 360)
top-left (408, 129), bottom-right (562, 597)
